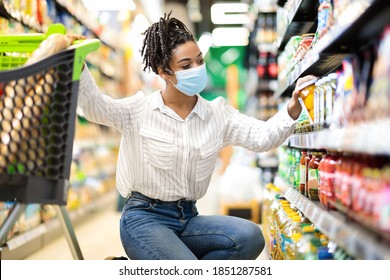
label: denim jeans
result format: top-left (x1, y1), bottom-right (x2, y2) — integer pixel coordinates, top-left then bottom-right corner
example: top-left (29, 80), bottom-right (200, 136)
top-left (119, 192), bottom-right (265, 260)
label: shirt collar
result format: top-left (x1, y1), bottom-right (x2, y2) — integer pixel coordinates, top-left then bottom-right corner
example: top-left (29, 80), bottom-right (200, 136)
top-left (150, 91), bottom-right (208, 121)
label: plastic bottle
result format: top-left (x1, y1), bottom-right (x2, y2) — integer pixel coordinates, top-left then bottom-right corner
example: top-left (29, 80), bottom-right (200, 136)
top-left (295, 224), bottom-right (315, 260)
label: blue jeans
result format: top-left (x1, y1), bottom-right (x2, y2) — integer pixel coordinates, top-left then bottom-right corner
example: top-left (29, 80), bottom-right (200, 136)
top-left (120, 192), bottom-right (265, 260)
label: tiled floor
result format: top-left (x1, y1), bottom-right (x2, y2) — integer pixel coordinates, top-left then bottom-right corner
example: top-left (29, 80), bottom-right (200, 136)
top-left (24, 173), bottom-right (269, 260)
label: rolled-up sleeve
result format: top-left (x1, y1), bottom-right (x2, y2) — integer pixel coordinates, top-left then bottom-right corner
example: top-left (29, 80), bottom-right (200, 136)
top-left (223, 103), bottom-right (296, 152)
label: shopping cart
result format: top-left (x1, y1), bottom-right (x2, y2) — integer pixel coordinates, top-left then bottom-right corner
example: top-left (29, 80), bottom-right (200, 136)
top-left (0, 24), bottom-right (100, 259)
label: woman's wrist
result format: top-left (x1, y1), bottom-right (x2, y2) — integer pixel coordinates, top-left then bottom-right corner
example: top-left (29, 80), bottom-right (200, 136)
top-left (287, 96), bottom-right (302, 120)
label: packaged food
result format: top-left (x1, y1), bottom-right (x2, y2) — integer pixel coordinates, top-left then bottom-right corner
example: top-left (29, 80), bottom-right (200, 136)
top-left (294, 33), bottom-right (315, 62)
top-left (317, 0), bottom-right (334, 39)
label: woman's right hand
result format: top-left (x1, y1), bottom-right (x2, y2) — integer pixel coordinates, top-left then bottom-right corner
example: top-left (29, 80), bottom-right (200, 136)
top-left (287, 75), bottom-right (318, 120)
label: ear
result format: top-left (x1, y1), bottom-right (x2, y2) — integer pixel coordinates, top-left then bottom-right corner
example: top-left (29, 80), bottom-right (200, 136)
top-left (158, 66), bottom-right (173, 80)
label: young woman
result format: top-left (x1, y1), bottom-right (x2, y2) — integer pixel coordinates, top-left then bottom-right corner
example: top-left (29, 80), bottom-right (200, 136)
top-left (78, 13), bottom-right (313, 260)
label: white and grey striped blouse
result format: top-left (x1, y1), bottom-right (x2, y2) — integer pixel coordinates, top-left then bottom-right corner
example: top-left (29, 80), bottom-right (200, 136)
top-left (77, 68), bottom-right (296, 201)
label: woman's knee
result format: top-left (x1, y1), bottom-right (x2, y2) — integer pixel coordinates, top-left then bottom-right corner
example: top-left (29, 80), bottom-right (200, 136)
top-left (240, 221), bottom-right (265, 259)
top-left (226, 217), bottom-right (264, 259)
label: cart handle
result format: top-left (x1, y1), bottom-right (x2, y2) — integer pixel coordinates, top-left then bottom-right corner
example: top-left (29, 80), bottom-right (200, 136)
top-left (68, 39), bottom-right (101, 81)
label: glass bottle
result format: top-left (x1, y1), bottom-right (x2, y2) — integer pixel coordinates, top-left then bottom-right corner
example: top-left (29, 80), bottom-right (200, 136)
top-left (299, 150), bottom-right (308, 194)
top-left (304, 152), bottom-right (313, 196)
top-left (308, 152), bottom-right (323, 200)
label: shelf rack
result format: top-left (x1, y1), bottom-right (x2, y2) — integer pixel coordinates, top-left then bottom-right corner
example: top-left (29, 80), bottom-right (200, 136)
top-left (274, 176), bottom-right (390, 260)
top-left (276, 0), bottom-right (318, 51)
top-left (275, 0), bottom-right (390, 98)
top-left (288, 119), bottom-right (390, 156)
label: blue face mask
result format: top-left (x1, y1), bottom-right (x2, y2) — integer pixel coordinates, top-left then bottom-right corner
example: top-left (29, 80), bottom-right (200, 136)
top-left (170, 64), bottom-right (207, 96)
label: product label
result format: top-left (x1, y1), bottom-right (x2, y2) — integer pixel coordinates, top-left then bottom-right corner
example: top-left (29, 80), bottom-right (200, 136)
top-left (299, 165), bottom-right (306, 184)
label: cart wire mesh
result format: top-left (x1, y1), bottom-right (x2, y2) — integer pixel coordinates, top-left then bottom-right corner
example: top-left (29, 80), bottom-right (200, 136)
top-left (0, 27), bottom-right (100, 204)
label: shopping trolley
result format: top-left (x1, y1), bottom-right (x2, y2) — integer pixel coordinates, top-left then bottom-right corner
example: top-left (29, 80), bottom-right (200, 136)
top-left (0, 24), bottom-right (100, 259)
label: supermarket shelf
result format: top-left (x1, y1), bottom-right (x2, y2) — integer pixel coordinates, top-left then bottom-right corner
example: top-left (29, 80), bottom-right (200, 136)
top-left (0, 1), bottom-right (43, 32)
top-left (54, 0), bottom-right (119, 51)
top-left (274, 176), bottom-right (390, 260)
top-left (2, 189), bottom-right (117, 259)
top-left (313, 0), bottom-right (390, 54)
top-left (275, 0), bottom-right (390, 98)
top-left (275, 51), bottom-right (345, 97)
top-left (288, 119), bottom-right (390, 155)
top-left (276, 0), bottom-right (318, 51)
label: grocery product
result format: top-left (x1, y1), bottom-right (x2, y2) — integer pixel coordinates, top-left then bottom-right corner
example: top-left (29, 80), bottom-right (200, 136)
top-left (25, 33), bottom-right (84, 66)
top-left (307, 152), bottom-right (323, 200)
top-left (317, 0), bottom-right (334, 39)
top-left (324, 72), bottom-right (338, 128)
top-left (304, 152), bottom-right (313, 197)
top-left (299, 150), bottom-right (307, 195)
top-left (366, 26), bottom-right (390, 121)
top-left (294, 33), bottom-right (315, 62)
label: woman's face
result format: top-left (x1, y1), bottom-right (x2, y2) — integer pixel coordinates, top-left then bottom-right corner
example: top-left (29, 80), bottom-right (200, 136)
top-left (166, 41), bottom-right (204, 82)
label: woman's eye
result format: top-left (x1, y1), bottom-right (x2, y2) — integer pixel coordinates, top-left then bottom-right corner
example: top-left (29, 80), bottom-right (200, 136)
top-left (182, 64), bottom-right (191, 69)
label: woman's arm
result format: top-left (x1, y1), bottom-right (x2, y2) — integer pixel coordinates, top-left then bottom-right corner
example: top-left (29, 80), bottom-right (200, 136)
top-left (77, 66), bottom-right (143, 133)
top-left (224, 75), bottom-right (317, 152)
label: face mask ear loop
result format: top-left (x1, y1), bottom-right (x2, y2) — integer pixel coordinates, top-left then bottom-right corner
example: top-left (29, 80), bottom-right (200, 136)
top-left (166, 77), bottom-right (178, 87)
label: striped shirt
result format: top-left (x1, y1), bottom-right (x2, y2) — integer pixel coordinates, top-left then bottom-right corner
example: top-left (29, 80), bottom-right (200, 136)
top-left (78, 68), bottom-right (296, 201)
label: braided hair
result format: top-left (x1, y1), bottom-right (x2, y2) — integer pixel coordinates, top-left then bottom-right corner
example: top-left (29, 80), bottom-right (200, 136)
top-left (141, 12), bottom-right (194, 75)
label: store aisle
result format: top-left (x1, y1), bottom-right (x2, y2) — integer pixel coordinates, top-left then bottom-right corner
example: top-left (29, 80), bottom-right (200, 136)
top-left (24, 205), bottom-right (125, 260)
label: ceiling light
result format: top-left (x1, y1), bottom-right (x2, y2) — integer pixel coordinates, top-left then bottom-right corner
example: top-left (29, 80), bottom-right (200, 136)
top-left (212, 27), bottom-right (249, 46)
top-left (82, 0), bottom-right (136, 11)
top-left (211, 3), bottom-right (249, 25)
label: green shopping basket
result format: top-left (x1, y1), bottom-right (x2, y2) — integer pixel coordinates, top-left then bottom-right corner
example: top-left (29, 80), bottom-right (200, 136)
top-left (0, 24), bottom-right (100, 205)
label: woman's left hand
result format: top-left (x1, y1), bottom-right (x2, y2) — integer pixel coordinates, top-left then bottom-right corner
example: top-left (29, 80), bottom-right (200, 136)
top-left (287, 75), bottom-right (317, 120)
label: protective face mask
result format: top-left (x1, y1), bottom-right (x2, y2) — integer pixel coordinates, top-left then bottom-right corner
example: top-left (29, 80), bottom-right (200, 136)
top-left (170, 63), bottom-right (207, 96)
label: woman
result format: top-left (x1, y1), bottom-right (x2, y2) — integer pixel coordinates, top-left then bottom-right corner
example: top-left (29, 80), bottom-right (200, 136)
top-left (78, 13), bottom-right (312, 260)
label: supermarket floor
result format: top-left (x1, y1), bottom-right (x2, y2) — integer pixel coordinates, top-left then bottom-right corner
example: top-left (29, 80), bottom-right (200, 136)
top-left (24, 174), bottom-right (269, 260)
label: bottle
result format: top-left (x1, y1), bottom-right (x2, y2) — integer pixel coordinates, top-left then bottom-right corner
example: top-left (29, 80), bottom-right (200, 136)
top-left (324, 73), bottom-right (338, 128)
top-left (318, 153), bottom-right (328, 206)
top-left (379, 166), bottom-right (390, 233)
top-left (299, 150), bottom-right (308, 194)
top-left (304, 152), bottom-right (313, 196)
top-left (295, 224), bottom-right (315, 260)
top-left (308, 152), bottom-right (323, 200)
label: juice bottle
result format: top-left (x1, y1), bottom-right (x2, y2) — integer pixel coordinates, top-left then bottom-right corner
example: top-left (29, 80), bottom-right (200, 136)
top-left (308, 152), bottom-right (322, 200)
top-left (299, 150), bottom-right (308, 194)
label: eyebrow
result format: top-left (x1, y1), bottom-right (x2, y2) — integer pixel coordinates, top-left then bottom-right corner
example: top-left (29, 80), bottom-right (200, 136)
top-left (176, 52), bottom-right (203, 64)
